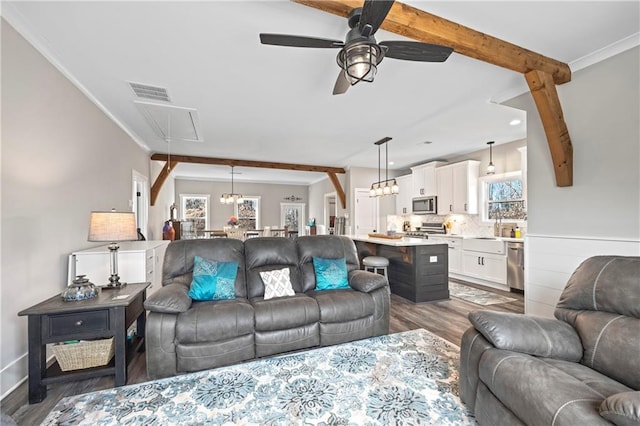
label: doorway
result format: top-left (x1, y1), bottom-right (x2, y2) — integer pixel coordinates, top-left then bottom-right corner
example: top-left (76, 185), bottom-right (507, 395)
top-left (354, 188), bottom-right (379, 235)
top-left (323, 192), bottom-right (337, 235)
top-left (132, 170), bottom-right (149, 237)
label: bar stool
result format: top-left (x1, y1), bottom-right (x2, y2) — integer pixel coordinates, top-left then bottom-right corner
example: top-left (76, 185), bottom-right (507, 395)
top-left (363, 256), bottom-right (389, 277)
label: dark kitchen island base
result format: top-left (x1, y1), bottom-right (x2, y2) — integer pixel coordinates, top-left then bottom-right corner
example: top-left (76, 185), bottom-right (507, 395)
top-left (354, 239), bottom-right (449, 303)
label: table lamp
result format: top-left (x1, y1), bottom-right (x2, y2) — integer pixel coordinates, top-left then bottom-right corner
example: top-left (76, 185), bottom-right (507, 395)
top-left (88, 209), bottom-right (138, 288)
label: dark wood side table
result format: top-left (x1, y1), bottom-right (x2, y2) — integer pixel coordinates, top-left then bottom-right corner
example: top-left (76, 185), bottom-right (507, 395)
top-left (18, 283), bottom-right (149, 404)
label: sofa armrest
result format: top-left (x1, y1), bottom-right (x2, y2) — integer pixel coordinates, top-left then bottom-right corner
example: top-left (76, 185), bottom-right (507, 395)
top-left (144, 283), bottom-right (192, 314)
top-left (348, 270), bottom-right (388, 293)
top-left (600, 391), bottom-right (640, 426)
top-left (469, 310), bottom-right (583, 362)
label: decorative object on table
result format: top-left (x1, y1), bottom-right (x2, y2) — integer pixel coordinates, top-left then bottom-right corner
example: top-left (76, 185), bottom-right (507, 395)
top-left (169, 202), bottom-right (177, 220)
top-left (369, 137), bottom-right (399, 197)
top-left (62, 275), bottom-right (100, 301)
top-left (51, 338), bottom-right (115, 372)
top-left (88, 209), bottom-right (138, 288)
top-left (162, 220), bottom-right (175, 240)
top-left (220, 165), bottom-right (244, 204)
top-left (486, 140), bottom-right (496, 175)
top-left (43, 329), bottom-right (474, 425)
top-left (227, 215), bottom-right (238, 226)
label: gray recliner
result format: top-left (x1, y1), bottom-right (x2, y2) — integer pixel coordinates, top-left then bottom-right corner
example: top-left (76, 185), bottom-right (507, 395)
top-left (460, 255), bottom-right (640, 426)
top-left (144, 235), bottom-right (390, 379)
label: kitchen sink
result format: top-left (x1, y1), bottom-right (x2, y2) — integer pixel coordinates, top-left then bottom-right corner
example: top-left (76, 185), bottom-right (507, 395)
top-left (463, 238), bottom-right (505, 254)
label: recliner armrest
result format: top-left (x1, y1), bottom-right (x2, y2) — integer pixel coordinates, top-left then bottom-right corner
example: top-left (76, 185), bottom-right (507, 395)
top-left (144, 283), bottom-right (192, 314)
top-left (469, 310), bottom-right (583, 362)
top-left (348, 270), bottom-right (388, 293)
top-left (600, 391), bottom-right (640, 426)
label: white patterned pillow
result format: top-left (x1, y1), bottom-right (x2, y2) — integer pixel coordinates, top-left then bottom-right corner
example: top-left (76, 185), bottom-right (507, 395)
top-left (260, 267), bottom-right (295, 300)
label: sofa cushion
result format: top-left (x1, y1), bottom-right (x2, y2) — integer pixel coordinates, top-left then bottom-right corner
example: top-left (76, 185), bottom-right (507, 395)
top-left (244, 237), bottom-right (302, 298)
top-left (162, 239), bottom-right (247, 298)
top-left (144, 283), bottom-right (192, 313)
top-left (307, 289), bottom-right (374, 323)
top-left (176, 299), bottom-right (253, 344)
top-left (313, 257), bottom-right (350, 291)
top-left (251, 294), bottom-right (319, 331)
top-left (260, 267), bottom-right (295, 300)
top-left (188, 256), bottom-right (238, 301)
top-left (296, 236), bottom-right (360, 293)
top-left (479, 348), bottom-right (627, 426)
top-left (600, 391), bottom-right (640, 426)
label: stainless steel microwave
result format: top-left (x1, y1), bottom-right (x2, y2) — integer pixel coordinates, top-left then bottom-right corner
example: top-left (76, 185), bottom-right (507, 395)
top-left (412, 196), bottom-right (437, 214)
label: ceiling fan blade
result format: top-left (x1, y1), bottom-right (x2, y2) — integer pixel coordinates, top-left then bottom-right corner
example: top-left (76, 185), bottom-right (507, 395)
top-left (333, 71), bottom-right (350, 95)
top-left (379, 41), bottom-right (454, 62)
top-left (260, 34), bottom-right (344, 49)
top-left (359, 0), bottom-right (395, 35)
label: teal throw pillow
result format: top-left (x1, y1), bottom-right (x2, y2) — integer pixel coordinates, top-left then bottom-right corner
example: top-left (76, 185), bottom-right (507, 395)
top-left (188, 256), bottom-right (238, 301)
top-left (313, 257), bottom-right (350, 291)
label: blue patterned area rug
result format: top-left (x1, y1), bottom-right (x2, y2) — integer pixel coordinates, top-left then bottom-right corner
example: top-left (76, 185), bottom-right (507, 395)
top-left (43, 329), bottom-right (476, 425)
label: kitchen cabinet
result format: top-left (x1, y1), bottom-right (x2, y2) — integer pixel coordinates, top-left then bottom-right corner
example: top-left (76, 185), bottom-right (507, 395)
top-left (462, 252), bottom-right (507, 284)
top-left (430, 236), bottom-right (462, 274)
top-left (395, 174), bottom-right (413, 215)
top-left (68, 241), bottom-right (169, 296)
top-left (436, 160), bottom-right (480, 215)
top-left (410, 161), bottom-right (447, 198)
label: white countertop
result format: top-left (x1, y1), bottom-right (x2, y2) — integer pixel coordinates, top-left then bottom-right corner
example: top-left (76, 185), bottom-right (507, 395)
top-left (430, 234), bottom-right (525, 243)
top-left (349, 235), bottom-right (449, 247)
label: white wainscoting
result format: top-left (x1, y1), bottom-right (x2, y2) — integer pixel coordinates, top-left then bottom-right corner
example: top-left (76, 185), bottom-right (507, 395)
top-left (525, 234), bottom-right (640, 318)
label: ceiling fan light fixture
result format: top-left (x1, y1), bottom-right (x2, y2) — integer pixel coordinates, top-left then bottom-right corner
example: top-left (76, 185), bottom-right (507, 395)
top-left (338, 43), bottom-right (381, 85)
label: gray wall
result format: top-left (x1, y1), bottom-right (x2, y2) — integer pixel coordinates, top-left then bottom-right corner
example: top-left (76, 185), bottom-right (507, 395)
top-left (506, 46), bottom-right (639, 239)
top-left (0, 21), bottom-right (160, 397)
top-left (308, 175), bottom-right (347, 230)
top-left (174, 179), bottom-right (308, 229)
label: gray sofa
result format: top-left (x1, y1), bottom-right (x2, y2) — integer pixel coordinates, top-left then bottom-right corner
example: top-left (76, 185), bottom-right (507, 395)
top-left (144, 235), bottom-right (390, 379)
top-left (460, 255), bottom-right (640, 426)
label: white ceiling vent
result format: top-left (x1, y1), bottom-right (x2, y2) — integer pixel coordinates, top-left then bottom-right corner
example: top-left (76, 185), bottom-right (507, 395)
top-left (128, 82), bottom-right (171, 102)
top-left (135, 101), bottom-right (202, 143)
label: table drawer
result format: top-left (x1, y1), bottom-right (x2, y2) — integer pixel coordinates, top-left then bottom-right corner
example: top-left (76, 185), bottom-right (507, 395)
top-left (48, 310), bottom-right (109, 338)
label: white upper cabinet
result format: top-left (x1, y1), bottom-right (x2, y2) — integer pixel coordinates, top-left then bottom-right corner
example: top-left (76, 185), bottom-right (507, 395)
top-left (395, 174), bottom-right (413, 215)
top-left (410, 161), bottom-right (447, 198)
top-left (436, 160), bottom-right (480, 214)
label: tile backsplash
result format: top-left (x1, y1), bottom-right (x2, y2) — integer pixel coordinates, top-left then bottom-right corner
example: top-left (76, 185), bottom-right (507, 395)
top-left (387, 213), bottom-right (526, 237)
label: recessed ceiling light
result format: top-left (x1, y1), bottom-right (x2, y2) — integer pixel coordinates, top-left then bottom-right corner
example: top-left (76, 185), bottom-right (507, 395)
top-left (417, 141), bottom-right (433, 145)
top-left (388, 161), bottom-right (395, 166)
top-left (509, 119), bottom-right (522, 126)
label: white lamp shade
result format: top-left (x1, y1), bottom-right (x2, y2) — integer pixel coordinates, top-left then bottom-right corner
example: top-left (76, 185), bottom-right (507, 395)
top-left (88, 211), bottom-right (138, 242)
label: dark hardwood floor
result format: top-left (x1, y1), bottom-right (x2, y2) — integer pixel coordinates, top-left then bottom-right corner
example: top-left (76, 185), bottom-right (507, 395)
top-left (3, 280), bottom-right (523, 426)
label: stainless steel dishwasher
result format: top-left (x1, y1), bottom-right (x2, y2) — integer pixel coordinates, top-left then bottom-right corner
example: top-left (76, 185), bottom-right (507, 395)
top-left (507, 242), bottom-right (524, 292)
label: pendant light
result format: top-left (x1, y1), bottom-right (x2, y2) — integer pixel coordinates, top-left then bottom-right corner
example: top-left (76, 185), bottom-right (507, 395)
top-left (220, 166), bottom-right (244, 204)
top-left (487, 141), bottom-right (496, 175)
top-left (369, 137), bottom-right (400, 197)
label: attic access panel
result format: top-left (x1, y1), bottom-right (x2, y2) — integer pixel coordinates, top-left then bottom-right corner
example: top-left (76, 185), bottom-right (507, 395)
top-left (134, 101), bottom-right (203, 143)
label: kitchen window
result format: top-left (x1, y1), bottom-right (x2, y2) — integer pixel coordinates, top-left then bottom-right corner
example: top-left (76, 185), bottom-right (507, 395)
top-left (480, 172), bottom-right (526, 222)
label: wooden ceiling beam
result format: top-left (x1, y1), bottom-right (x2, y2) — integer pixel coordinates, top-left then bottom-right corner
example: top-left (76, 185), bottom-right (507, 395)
top-left (150, 153), bottom-right (346, 175)
top-left (292, 0), bottom-right (571, 84)
top-left (150, 154), bottom-right (348, 207)
top-left (293, 0), bottom-right (574, 187)
top-left (327, 172), bottom-right (347, 209)
top-left (525, 70), bottom-right (573, 186)
top-left (151, 160), bottom-right (179, 206)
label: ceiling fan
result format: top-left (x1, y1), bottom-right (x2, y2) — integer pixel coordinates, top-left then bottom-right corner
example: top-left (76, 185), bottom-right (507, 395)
top-left (260, 0), bottom-right (454, 95)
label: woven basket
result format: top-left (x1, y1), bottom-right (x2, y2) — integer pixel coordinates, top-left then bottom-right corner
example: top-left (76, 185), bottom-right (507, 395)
top-left (53, 338), bottom-right (115, 371)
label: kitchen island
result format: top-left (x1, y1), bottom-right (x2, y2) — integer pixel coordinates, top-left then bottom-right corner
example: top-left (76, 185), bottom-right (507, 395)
top-left (351, 235), bottom-right (449, 303)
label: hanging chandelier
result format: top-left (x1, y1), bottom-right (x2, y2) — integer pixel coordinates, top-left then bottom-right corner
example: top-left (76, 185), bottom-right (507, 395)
top-left (369, 137), bottom-right (399, 197)
top-left (220, 166), bottom-right (244, 204)
top-left (487, 141), bottom-right (496, 175)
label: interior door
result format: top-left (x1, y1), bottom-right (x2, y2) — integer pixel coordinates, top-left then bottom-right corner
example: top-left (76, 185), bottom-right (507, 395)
top-left (354, 189), bottom-right (379, 235)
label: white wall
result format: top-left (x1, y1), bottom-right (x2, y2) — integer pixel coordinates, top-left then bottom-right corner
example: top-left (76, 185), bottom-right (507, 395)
top-left (346, 167), bottom-right (398, 233)
top-left (148, 161), bottom-right (176, 240)
top-left (308, 175), bottom-right (347, 231)
top-left (174, 179), bottom-right (308, 230)
top-left (0, 20), bottom-right (155, 398)
top-left (505, 46), bottom-right (640, 317)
